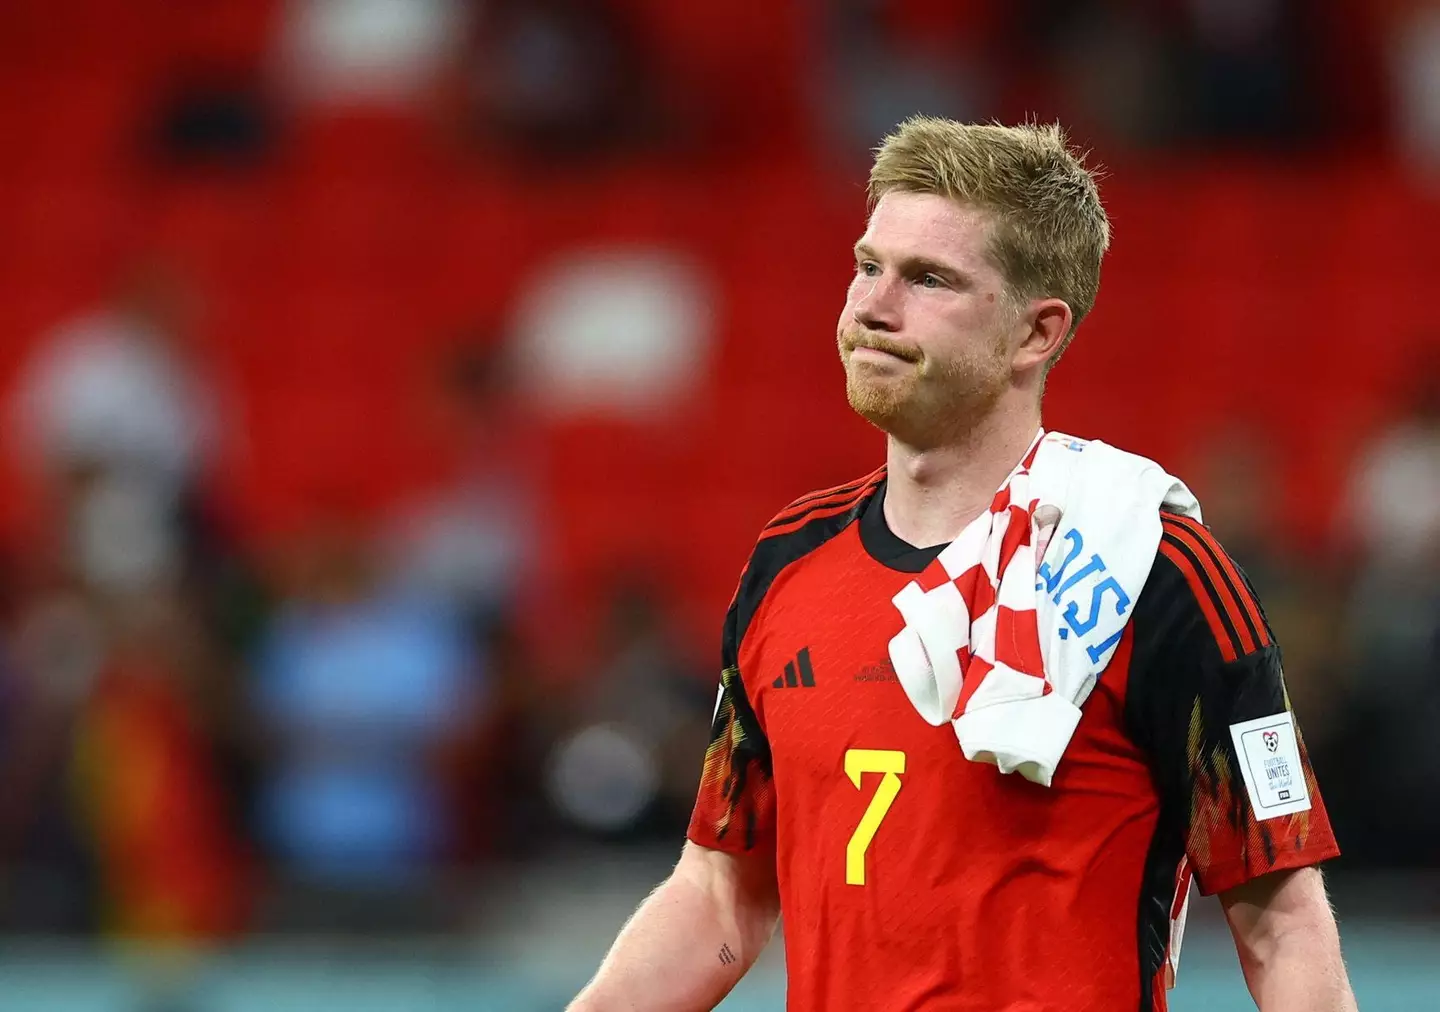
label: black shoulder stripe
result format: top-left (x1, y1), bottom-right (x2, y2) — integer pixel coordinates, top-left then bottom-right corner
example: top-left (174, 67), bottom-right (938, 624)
top-left (1158, 530), bottom-right (1244, 659)
top-left (766, 475), bottom-right (875, 523)
top-left (1161, 514), bottom-right (1267, 653)
top-left (763, 468), bottom-right (885, 531)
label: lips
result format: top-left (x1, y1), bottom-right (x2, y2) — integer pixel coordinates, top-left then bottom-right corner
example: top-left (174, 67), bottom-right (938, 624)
top-left (850, 343), bottom-right (919, 364)
top-left (841, 326), bottom-right (921, 364)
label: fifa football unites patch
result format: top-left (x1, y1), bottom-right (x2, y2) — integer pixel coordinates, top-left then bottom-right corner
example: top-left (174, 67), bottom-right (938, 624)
top-left (1229, 711), bottom-right (1311, 820)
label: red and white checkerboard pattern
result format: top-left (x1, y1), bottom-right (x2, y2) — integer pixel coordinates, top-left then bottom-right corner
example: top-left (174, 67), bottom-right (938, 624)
top-left (888, 430), bottom-right (1199, 785)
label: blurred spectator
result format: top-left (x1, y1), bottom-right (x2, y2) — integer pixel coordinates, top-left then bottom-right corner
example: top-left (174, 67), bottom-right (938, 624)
top-left (11, 260), bottom-right (220, 514)
top-left (251, 515), bottom-right (479, 926)
top-left (1386, 0), bottom-right (1440, 173)
top-left (513, 249), bottom-right (714, 419)
top-left (821, 0), bottom-right (993, 163)
top-left (436, 615), bottom-right (553, 864)
top-left (388, 339), bottom-right (540, 642)
top-left (0, 563), bottom-right (250, 950)
top-left (1328, 357), bottom-right (1440, 864)
top-left (449, 0), bottom-right (666, 162)
top-left (71, 593), bottom-right (250, 941)
top-left (1007, 0), bottom-right (1337, 150)
top-left (1172, 0), bottom-right (1319, 146)
top-left (1015, 0), bottom-right (1175, 148)
top-left (823, 0), bottom-right (1344, 154)
top-left (278, 0), bottom-right (469, 109)
top-left (8, 260), bottom-right (239, 633)
top-left (1339, 357), bottom-right (1440, 684)
top-left (384, 338), bottom-right (550, 864)
top-left (544, 577), bottom-right (712, 840)
top-left (150, 67), bottom-right (277, 171)
top-left (0, 580), bottom-right (104, 934)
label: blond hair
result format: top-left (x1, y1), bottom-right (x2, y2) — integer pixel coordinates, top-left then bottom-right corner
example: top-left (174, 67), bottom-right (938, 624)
top-left (868, 117), bottom-right (1110, 370)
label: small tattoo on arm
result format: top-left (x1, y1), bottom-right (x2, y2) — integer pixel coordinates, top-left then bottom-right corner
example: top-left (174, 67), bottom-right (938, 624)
top-left (718, 943), bottom-right (737, 966)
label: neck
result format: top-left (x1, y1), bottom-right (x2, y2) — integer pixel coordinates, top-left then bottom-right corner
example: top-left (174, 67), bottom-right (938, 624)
top-left (882, 398), bottom-right (1042, 548)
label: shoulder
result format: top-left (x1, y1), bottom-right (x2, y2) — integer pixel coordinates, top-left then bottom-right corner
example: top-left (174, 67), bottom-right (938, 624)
top-left (757, 467), bottom-right (888, 541)
top-left (1125, 513), bottom-right (1284, 753)
top-left (1146, 511), bottom-right (1272, 664)
top-left (726, 467), bottom-right (886, 647)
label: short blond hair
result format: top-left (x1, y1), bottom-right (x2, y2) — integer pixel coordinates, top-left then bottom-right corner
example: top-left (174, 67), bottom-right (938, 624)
top-left (868, 117), bottom-right (1110, 368)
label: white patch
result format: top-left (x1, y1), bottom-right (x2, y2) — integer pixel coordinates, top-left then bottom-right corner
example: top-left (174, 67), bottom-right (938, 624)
top-left (711, 682), bottom-right (725, 722)
top-left (1229, 711), bottom-right (1311, 820)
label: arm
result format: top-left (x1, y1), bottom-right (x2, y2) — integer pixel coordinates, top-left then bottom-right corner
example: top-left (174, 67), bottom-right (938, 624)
top-left (1221, 866), bottom-right (1356, 1012)
top-left (1131, 524), bottom-right (1345, 1003)
top-left (568, 840), bottom-right (781, 1012)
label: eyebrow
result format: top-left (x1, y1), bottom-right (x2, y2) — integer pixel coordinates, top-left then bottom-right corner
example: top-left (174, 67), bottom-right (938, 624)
top-left (853, 242), bottom-right (969, 285)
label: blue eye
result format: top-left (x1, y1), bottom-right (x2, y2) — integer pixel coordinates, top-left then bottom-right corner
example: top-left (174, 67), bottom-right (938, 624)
top-left (858, 262), bottom-right (880, 277)
top-left (920, 274), bottom-right (942, 289)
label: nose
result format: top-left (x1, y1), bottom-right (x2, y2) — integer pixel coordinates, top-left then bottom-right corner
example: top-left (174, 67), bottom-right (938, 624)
top-left (852, 271), bottom-right (901, 332)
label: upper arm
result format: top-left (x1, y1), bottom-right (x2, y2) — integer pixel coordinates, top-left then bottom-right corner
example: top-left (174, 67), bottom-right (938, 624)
top-left (1220, 865), bottom-right (1345, 981)
top-left (1129, 514), bottom-right (1341, 897)
top-left (1220, 865), bottom-right (1333, 937)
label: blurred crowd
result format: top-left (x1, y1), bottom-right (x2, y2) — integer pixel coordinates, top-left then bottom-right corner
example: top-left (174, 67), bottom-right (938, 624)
top-left (128, 0), bottom-right (1440, 173)
top-left (0, 258), bottom-right (720, 944)
top-left (0, 0), bottom-right (1435, 961)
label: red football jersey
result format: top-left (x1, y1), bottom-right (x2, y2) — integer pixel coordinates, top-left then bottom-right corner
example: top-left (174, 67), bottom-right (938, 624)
top-left (688, 470), bottom-right (1339, 1012)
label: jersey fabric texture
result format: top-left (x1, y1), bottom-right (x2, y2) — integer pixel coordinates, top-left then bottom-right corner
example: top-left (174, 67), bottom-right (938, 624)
top-left (687, 470), bottom-right (1339, 1012)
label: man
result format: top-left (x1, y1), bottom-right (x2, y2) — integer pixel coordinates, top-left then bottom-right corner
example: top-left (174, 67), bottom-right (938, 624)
top-left (569, 118), bottom-right (1353, 1011)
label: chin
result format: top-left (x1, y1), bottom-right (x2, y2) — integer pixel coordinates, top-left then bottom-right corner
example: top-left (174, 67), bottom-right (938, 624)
top-left (846, 372), bottom-right (1003, 447)
top-left (846, 379), bottom-right (912, 431)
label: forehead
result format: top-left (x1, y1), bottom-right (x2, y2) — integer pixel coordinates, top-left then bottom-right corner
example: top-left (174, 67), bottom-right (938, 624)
top-left (860, 192), bottom-right (998, 271)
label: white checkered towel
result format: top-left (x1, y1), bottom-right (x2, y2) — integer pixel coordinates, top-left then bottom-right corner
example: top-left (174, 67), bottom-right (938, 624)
top-left (888, 430), bottom-right (1200, 786)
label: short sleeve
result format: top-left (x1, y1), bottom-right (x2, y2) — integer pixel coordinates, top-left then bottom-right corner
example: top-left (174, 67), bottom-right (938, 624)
top-left (1128, 514), bottom-right (1340, 897)
top-left (686, 597), bottom-right (777, 854)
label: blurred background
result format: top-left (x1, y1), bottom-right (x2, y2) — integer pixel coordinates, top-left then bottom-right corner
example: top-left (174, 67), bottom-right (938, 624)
top-left (0, 0), bottom-right (1435, 1009)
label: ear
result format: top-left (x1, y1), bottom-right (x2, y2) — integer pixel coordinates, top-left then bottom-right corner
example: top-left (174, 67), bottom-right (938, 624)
top-left (1011, 298), bottom-right (1073, 372)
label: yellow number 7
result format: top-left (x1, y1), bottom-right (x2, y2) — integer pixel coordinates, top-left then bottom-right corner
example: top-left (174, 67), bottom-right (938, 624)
top-left (844, 749), bottom-right (905, 886)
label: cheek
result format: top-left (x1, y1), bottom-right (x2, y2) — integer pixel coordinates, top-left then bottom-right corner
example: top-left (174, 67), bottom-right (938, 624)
top-left (838, 276), bottom-right (865, 322)
top-left (920, 298), bottom-right (1003, 360)
top-left (956, 291), bottom-right (1000, 325)
top-left (954, 294), bottom-right (1007, 337)
top-left (844, 273), bottom-right (868, 303)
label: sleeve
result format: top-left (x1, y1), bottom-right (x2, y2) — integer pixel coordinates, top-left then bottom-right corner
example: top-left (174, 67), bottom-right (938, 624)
top-left (685, 593), bottom-right (777, 854)
top-left (1129, 516), bottom-right (1340, 897)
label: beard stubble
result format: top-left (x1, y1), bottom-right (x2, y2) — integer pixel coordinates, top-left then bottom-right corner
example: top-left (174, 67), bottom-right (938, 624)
top-left (838, 325), bottom-right (1011, 448)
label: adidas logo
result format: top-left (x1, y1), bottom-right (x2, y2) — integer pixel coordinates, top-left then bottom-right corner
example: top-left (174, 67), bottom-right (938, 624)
top-left (773, 647), bottom-right (816, 689)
